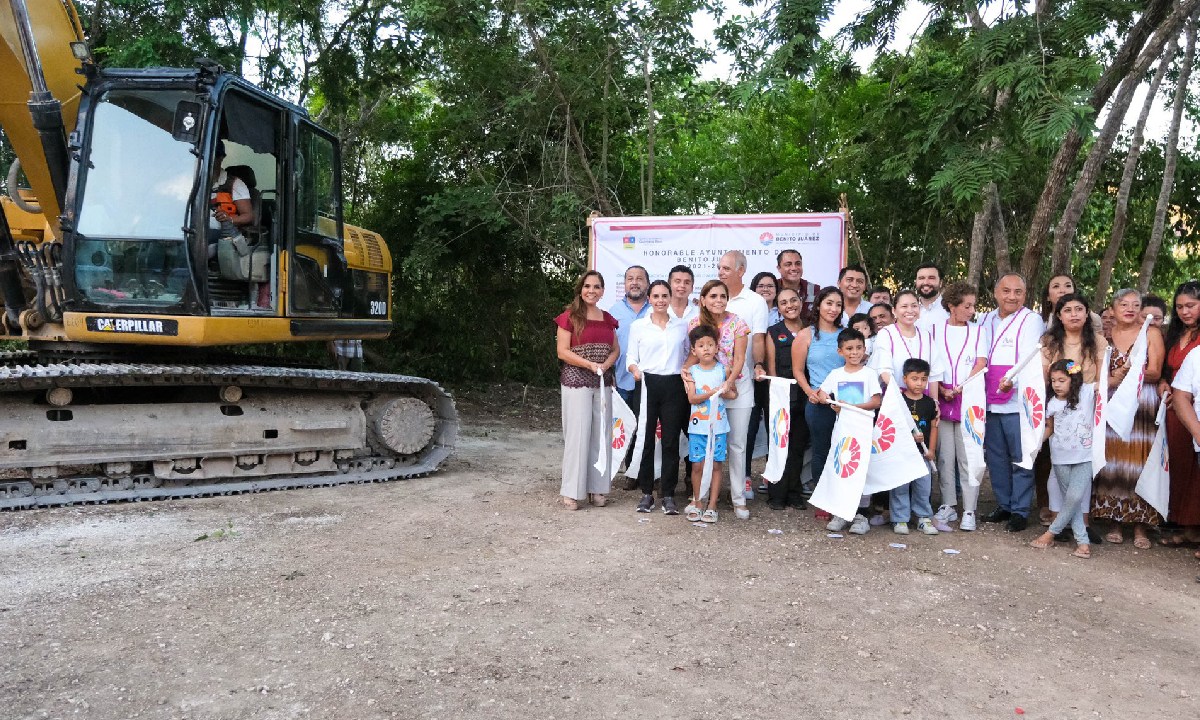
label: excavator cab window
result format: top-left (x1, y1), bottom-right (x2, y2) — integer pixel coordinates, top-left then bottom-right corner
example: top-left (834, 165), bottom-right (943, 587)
top-left (74, 89), bottom-right (198, 305)
top-left (290, 122), bottom-right (345, 315)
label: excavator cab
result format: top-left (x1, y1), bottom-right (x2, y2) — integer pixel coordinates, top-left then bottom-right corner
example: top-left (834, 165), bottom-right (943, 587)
top-left (56, 65), bottom-right (391, 342)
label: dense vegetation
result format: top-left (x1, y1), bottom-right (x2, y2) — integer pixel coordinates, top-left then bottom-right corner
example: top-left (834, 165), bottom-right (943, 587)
top-left (12, 1), bottom-right (1200, 383)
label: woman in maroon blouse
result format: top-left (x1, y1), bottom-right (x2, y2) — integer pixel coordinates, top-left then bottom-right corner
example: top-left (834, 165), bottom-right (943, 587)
top-left (555, 270), bottom-right (620, 510)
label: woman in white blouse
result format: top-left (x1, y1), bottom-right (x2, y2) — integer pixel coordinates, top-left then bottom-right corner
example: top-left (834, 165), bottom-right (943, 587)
top-left (931, 282), bottom-right (988, 531)
top-left (626, 280), bottom-right (691, 515)
top-left (870, 289), bottom-right (945, 398)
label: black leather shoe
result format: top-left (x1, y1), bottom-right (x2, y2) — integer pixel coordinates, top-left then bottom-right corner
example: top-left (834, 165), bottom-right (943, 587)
top-left (983, 508), bottom-right (1011, 523)
top-left (1054, 529), bottom-right (1074, 542)
top-left (1087, 526), bottom-right (1104, 544)
top-left (1006, 515), bottom-right (1028, 532)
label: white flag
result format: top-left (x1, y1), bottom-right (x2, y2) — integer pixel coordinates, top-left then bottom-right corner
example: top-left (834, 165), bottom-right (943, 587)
top-left (810, 403), bottom-right (874, 520)
top-left (862, 381), bottom-right (930, 494)
top-left (1092, 347), bottom-right (1110, 477)
top-left (604, 392), bottom-right (636, 481)
top-left (1014, 346), bottom-right (1048, 470)
top-left (762, 378), bottom-right (794, 483)
top-left (1135, 399), bottom-right (1171, 520)
top-left (959, 371), bottom-right (987, 487)
top-left (1107, 316), bottom-right (1151, 441)
top-left (624, 386), bottom-right (651, 480)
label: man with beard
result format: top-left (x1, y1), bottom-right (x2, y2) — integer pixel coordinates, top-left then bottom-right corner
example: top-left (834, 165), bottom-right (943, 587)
top-left (611, 266), bottom-right (651, 488)
top-left (838, 264), bottom-right (872, 324)
top-left (914, 262), bottom-right (950, 331)
top-left (776, 250), bottom-right (820, 321)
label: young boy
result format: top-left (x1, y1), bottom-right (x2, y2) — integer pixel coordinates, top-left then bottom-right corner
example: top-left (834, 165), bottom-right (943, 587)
top-left (685, 325), bottom-right (734, 523)
top-left (890, 358), bottom-right (940, 536)
top-left (816, 328), bottom-right (882, 535)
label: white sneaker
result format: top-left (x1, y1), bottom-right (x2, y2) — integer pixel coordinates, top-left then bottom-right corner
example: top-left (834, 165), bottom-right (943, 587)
top-left (734, 504), bottom-right (751, 520)
top-left (959, 511), bottom-right (977, 532)
top-left (935, 504), bottom-right (959, 524)
top-left (917, 517), bottom-right (940, 535)
top-left (893, 522), bottom-right (910, 535)
top-left (849, 514), bottom-right (870, 535)
top-left (826, 516), bottom-right (849, 532)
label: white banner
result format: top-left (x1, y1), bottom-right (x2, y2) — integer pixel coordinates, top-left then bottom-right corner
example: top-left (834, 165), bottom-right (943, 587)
top-left (606, 391), bottom-right (636, 482)
top-left (1092, 347), bottom-right (1110, 477)
top-left (809, 403), bottom-right (874, 520)
top-left (1135, 399), bottom-right (1171, 520)
top-left (590, 213), bottom-right (846, 308)
top-left (1107, 316), bottom-right (1151, 441)
top-left (863, 381), bottom-right (931, 494)
top-left (1014, 346), bottom-right (1048, 470)
top-left (624, 384), bottom-right (651, 480)
top-left (762, 378), bottom-right (794, 483)
top-left (960, 371), bottom-right (987, 487)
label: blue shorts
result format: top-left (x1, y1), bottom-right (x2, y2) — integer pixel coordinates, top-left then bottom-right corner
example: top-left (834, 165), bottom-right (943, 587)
top-left (688, 432), bottom-right (728, 463)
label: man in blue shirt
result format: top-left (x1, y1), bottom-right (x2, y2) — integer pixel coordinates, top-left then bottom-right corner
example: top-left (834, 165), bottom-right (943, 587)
top-left (609, 266), bottom-right (650, 488)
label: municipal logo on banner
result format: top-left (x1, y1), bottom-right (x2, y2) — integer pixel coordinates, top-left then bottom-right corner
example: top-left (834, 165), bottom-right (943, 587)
top-left (1021, 385), bottom-right (1044, 430)
top-left (965, 405), bottom-right (985, 446)
top-left (771, 407), bottom-right (789, 448)
top-left (759, 232), bottom-right (774, 246)
top-left (611, 418), bottom-right (629, 450)
top-left (622, 235), bottom-right (635, 249)
top-left (832, 437), bottom-right (862, 478)
top-left (871, 416), bottom-right (896, 454)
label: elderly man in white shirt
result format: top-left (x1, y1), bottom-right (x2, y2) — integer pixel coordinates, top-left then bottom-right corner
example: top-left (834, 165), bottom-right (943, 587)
top-left (716, 250), bottom-right (769, 519)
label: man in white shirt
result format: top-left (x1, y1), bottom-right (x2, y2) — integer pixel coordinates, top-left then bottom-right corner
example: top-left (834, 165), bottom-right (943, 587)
top-left (914, 262), bottom-right (950, 331)
top-left (979, 272), bottom-right (1045, 532)
top-left (610, 266), bottom-right (650, 406)
top-left (838, 264), bottom-right (872, 324)
top-left (667, 264), bottom-right (698, 322)
top-left (718, 250), bottom-right (769, 518)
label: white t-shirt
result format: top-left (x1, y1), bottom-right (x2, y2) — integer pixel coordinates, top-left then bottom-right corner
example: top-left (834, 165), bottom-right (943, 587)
top-left (1171, 347), bottom-right (1200, 451)
top-left (979, 307), bottom-right (1046, 413)
top-left (1047, 384), bottom-right (1095, 465)
top-left (819, 365), bottom-right (882, 407)
top-left (869, 323), bottom-right (946, 384)
top-left (915, 296), bottom-right (950, 332)
top-left (841, 298), bottom-right (873, 326)
top-left (725, 286), bottom-right (769, 409)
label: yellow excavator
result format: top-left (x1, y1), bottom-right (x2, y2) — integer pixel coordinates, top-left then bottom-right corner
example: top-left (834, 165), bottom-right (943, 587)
top-left (0, 0), bottom-right (457, 508)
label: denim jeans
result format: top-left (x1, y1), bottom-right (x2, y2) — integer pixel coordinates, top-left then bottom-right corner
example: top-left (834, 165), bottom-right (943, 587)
top-left (1049, 461), bottom-right (1092, 543)
top-left (984, 412), bottom-right (1034, 517)
top-left (890, 473), bottom-right (933, 523)
top-left (806, 401), bottom-right (836, 489)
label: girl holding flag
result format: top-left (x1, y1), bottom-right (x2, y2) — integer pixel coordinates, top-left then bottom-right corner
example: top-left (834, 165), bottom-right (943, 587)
top-left (1092, 289), bottom-right (1165, 549)
top-left (932, 282), bottom-right (988, 531)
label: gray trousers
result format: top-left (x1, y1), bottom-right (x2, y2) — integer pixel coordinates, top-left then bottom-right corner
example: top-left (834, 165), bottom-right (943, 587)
top-left (937, 420), bottom-right (980, 514)
top-left (560, 385), bottom-right (613, 500)
top-left (1048, 461), bottom-right (1092, 544)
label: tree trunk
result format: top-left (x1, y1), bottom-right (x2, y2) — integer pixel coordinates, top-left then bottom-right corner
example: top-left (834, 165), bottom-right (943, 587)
top-left (1138, 19), bottom-right (1197, 293)
top-left (1048, 27), bottom-right (1179, 275)
top-left (1019, 0), bottom-right (1182, 281)
top-left (518, 5), bottom-right (614, 216)
top-left (990, 184), bottom-right (1011, 277)
top-left (1093, 39), bottom-right (1176, 306)
top-left (643, 40), bottom-right (655, 215)
top-left (967, 183), bottom-right (995, 287)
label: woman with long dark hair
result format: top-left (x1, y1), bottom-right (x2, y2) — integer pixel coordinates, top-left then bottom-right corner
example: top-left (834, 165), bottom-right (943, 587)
top-left (555, 270), bottom-right (620, 510)
top-left (791, 287), bottom-right (845, 521)
top-left (1160, 281), bottom-right (1200, 549)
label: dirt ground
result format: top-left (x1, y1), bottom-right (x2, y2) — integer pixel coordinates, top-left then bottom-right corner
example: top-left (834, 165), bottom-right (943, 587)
top-left (2, 384), bottom-right (1199, 719)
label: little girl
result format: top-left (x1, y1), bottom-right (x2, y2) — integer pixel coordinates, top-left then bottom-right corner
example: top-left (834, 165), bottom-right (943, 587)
top-left (1031, 359), bottom-right (1094, 559)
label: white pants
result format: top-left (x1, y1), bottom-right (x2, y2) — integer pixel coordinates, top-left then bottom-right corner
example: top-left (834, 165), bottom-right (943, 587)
top-left (936, 420), bottom-right (979, 514)
top-left (560, 385), bottom-right (613, 500)
top-left (726, 405), bottom-right (751, 507)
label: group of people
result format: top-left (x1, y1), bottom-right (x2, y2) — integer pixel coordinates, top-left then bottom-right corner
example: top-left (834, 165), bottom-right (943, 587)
top-left (553, 249), bottom-right (1200, 563)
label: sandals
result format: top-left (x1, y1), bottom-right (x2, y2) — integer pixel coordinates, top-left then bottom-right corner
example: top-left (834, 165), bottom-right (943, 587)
top-left (589, 494), bottom-right (608, 507)
top-left (1104, 530), bottom-right (1124, 545)
top-left (701, 509), bottom-right (718, 524)
top-left (1072, 546), bottom-right (1091, 559)
top-left (1030, 532), bottom-right (1054, 549)
top-left (1133, 535), bottom-right (1152, 550)
top-left (685, 502), bottom-right (702, 522)
top-left (561, 496), bottom-right (579, 511)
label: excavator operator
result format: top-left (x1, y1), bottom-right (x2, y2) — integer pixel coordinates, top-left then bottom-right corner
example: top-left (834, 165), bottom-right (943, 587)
top-left (208, 140), bottom-right (253, 257)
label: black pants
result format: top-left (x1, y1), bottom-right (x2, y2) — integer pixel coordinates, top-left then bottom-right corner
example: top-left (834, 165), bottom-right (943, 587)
top-left (746, 378), bottom-right (770, 475)
top-left (767, 392), bottom-right (811, 507)
top-left (618, 384), bottom-right (642, 472)
top-left (635, 373), bottom-right (689, 496)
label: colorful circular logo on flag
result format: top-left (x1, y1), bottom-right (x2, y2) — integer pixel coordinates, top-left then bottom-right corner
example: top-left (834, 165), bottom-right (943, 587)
top-left (1021, 386), bottom-right (1044, 429)
top-left (771, 408), bottom-right (790, 448)
top-left (871, 416), bottom-right (895, 454)
top-left (832, 437), bottom-right (862, 479)
top-left (611, 418), bottom-right (628, 449)
top-left (965, 406), bottom-right (985, 446)
top-left (1094, 394), bottom-right (1104, 426)
top-left (655, 420), bottom-right (662, 440)
top-left (1161, 436), bottom-right (1170, 472)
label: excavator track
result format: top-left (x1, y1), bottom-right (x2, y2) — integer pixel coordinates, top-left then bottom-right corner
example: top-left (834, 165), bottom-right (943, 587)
top-left (0, 360), bottom-right (458, 509)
